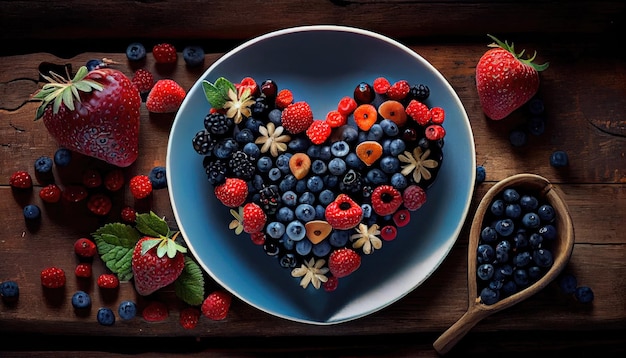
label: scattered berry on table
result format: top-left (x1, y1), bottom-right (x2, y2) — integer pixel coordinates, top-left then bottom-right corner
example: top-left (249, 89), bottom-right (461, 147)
top-left (476, 165), bottom-right (486, 184)
top-left (182, 45), bottom-right (205, 67)
top-left (201, 290), bottom-right (232, 321)
top-left (126, 42), bottom-right (147, 61)
top-left (131, 68), bottom-right (154, 93)
top-left (39, 184), bottom-right (62, 203)
top-left (74, 238), bottom-right (97, 258)
top-left (120, 206), bottom-right (137, 223)
top-left (509, 128), bottom-right (528, 147)
top-left (129, 175), bottom-right (153, 199)
top-left (10, 171), bottom-right (32, 189)
top-left (33, 156), bottom-right (53, 176)
top-left (97, 307), bottom-right (116, 326)
top-left (142, 301), bottom-right (169, 322)
top-left (557, 273), bottom-right (577, 295)
top-left (148, 166), bottom-right (167, 189)
top-left (104, 168), bottom-right (125, 192)
top-left (53, 148), bottom-right (72, 167)
top-left (82, 169), bottom-right (102, 188)
top-left (179, 307), bottom-right (201, 329)
top-left (87, 193), bottom-right (113, 216)
top-left (97, 274), bottom-right (120, 289)
top-left (152, 43), bottom-right (177, 64)
top-left (23, 204), bottom-right (41, 220)
top-left (0, 280), bottom-right (19, 302)
top-left (527, 97), bottom-right (545, 115)
top-left (118, 300), bottom-right (138, 320)
top-left (74, 263), bottom-right (92, 278)
top-left (550, 150), bottom-right (569, 168)
top-left (71, 291), bottom-right (91, 309)
top-left (40, 267), bottom-right (66, 288)
top-left (146, 79), bottom-right (186, 113)
top-left (574, 286), bottom-right (594, 303)
top-left (62, 185), bottom-right (88, 202)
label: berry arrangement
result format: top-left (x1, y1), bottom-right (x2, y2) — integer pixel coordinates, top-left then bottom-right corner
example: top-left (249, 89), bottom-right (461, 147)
top-left (191, 76), bottom-right (446, 290)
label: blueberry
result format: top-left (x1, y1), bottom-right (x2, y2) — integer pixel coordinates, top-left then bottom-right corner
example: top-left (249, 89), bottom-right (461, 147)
top-left (318, 146), bottom-right (332, 161)
top-left (388, 138), bottom-right (406, 157)
top-left (379, 156), bottom-right (400, 174)
top-left (477, 263), bottom-right (494, 281)
top-left (182, 46), bottom-right (205, 67)
top-left (513, 251), bottom-right (531, 267)
top-left (34, 156), bottom-right (53, 175)
top-left (501, 280), bottom-right (517, 297)
top-left (477, 244), bottom-right (495, 264)
top-left (245, 117), bottom-right (263, 134)
top-left (390, 172), bottom-right (408, 190)
top-left (279, 175), bottom-right (297, 192)
top-left (117, 300), bottom-right (137, 320)
top-left (312, 240), bottom-right (332, 257)
top-left (251, 174), bottom-right (264, 191)
top-left (214, 138), bottom-right (238, 158)
top-left (323, 175), bottom-right (339, 188)
top-left (345, 152), bottom-right (364, 170)
top-left (489, 279), bottom-right (503, 290)
top-left (529, 233), bottom-right (544, 249)
top-left (97, 307), bottom-right (116, 326)
top-left (281, 236), bottom-right (295, 251)
top-left (537, 204), bottom-right (555, 222)
top-left (318, 189), bottom-right (335, 206)
top-left (380, 119), bottom-right (399, 136)
top-left (522, 212), bottom-right (541, 229)
top-left (519, 195), bottom-right (539, 211)
top-left (295, 180), bottom-right (307, 193)
top-left (279, 253), bottom-right (298, 268)
top-left (0, 280), bottom-right (19, 302)
top-left (502, 188), bottom-right (520, 203)
top-left (330, 141), bottom-right (350, 157)
top-left (54, 148), bottom-right (72, 167)
top-left (266, 221), bottom-right (285, 239)
top-left (276, 153), bottom-right (292, 173)
top-left (311, 159), bottom-right (327, 175)
top-left (329, 230), bottom-right (349, 247)
top-left (71, 291), bottom-right (92, 309)
top-left (307, 145), bottom-right (321, 159)
top-left (148, 166), bottom-right (167, 189)
top-left (361, 203), bottom-right (372, 218)
top-left (235, 128), bottom-right (255, 144)
top-left (263, 239), bottom-right (281, 256)
top-left (494, 219), bottom-right (515, 237)
top-left (295, 239), bottom-right (313, 256)
top-left (23, 204), bottom-right (41, 220)
top-left (314, 204), bottom-right (326, 219)
top-left (295, 204), bottom-right (316, 222)
top-left (339, 125), bottom-right (359, 143)
top-left (480, 287), bottom-right (500, 305)
top-left (86, 59), bottom-right (105, 71)
top-left (574, 286), bottom-right (594, 303)
top-left (256, 156), bottom-right (273, 172)
top-left (242, 142), bottom-right (260, 159)
top-left (505, 203), bottom-right (522, 219)
top-left (528, 266), bottom-right (542, 280)
top-left (480, 226), bottom-right (498, 243)
top-left (365, 168), bottom-right (388, 185)
top-left (267, 109), bottom-right (282, 126)
top-left (328, 158), bottom-right (347, 176)
top-left (527, 116), bottom-right (546, 136)
top-left (367, 124), bottom-right (384, 141)
top-left (298, 191), bottom-right (315, 205)
top-left (533, 248), bottom-right (553, 267)
top-left (558, 273), bottom-right (578, 294)
top-left (509, 129), bottom-right (528, 147)
top-left (513, 230), bottom-right (529, 250)
top-left (527, 98), bottom-right (545, 115)
top-left (550, 150), bottom-right (569, 167)
top-left (285, 220), bottom-right (306, 241)
top-left (276, 207), bottom-right (295, 223)
top-left (495, 240), bottom-right (511, 262)
top-left (476, 165), bottom-right (486, 184)
top-left (267, 168), bottom-right (281, 182)
top-left (538, 224), bottom-right (557, 241)
top-left (126, 42), bottom-right (146, 61)
top-left (513, 269), bottom-right (530, 287)
top-left (490, 199), bottom-right (505, 216)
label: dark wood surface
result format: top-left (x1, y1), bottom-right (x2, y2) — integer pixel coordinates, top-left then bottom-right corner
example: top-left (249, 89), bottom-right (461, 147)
top-left (1, 1), bottom-right (625, 356)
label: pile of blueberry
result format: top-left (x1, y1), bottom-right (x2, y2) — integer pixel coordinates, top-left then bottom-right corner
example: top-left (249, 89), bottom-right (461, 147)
top-left (476, 187), bottom-right (558, 305)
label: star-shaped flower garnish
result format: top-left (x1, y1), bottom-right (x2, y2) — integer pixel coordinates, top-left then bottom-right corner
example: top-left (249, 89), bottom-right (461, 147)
top-left (350, 223), bottom-right (382, 255)
top-left (291, 257), bottom-right (329, 289)
top-left (254, 122), bottom-right (291, 157)
top-left (398, 147), bottom-right (439, 183)
top-left (228, 207), bottom-right (244, 235)
top-left (223, 88), bottom-right (255, 124)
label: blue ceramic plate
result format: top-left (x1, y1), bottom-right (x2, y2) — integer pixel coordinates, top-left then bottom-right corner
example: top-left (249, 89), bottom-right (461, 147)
top-left (167, 25), bottom-right (475, 324)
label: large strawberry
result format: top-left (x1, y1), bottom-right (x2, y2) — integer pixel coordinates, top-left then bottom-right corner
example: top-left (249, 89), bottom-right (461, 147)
top-left (131, 234), bottom-right (187, 296)
top-left (475, 35), bottom-right (549, 120)
top-left (33, 66), bottom-right (141, 167)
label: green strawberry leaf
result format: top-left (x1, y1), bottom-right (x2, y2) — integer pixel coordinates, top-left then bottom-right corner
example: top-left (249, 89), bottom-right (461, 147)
top-left (135, 211), bottom-right (170, 238)
top-left (202, 76), bottom-right (235, 109)
top-left (92, 223), bottom-right (141, 281)
top-left (174, 256), bottom-right (206, 306)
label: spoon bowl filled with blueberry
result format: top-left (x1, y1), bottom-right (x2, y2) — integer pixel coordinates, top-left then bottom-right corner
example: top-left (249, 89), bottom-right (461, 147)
top-left (434, 173), bottom-right (574, 354)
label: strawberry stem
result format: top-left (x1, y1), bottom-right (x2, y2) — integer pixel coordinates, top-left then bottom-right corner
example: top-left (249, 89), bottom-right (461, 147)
top-left (486, 34), bottom-right (549, 72)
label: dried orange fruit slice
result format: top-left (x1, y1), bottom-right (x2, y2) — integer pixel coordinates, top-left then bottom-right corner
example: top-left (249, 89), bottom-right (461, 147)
top-left (353, 104), bottom-right (378, 131)
top-left (378, 100), bottom-right (407, 126)
top-left (305, 220), bottom-right (333, 244)
top-left (289, 152), bottom-right (311, 180)
top-left (356, 141), bottom-right (383, 166)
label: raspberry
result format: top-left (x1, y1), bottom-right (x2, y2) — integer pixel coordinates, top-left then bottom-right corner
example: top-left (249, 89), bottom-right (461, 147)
top-left (97, 273), bottom-right (119, 289)
top-left (324, 194), bottom-right (363, 230)
top-left (305, 119), bottom-right (331, 145)
top-left (9, 171), bottom-right (32, 189)
top-left (152, 43), bottom-right (177, 64)
top-left (402, 185), bottom-right (427, 211)
top-left (371, 185), bottom-right (403, 216)
top-left (120, 205), bottom-right (137, 223)
top-left (74, 238), bottom-right (97, 258)
top-left (325, 110), bottom-right (346, 128)
top-left (82, 169), bottom-right (102, 188)
top-left (328, 248), bottom-right (361, 278)
top-left (179, 307), bottom-right (200, 330)
top-left (87, 193), bottom-right (112, 216)
top-left (242, 202), bottom-right (266, 234)
top-left (214, 177), bottom-right (248, 208)
top-left (131, 68), bottom-right (155, 93)
top-left (380, 225), bottom-right (398, 241)
top-left (201, 290), bottom-right (232, 321)
top-left (430, 107), bottom-right (445, 124)
top-left (74, 263), bottom-right (92, 278)
top-left (40, 267), bottom-right (66, 288)
top-left (62, 185), bottom-right (88, 202)
top-left (425, 124), bottom-right (446, 141)
top-left (337, 96), bottom-right (357, 117)
top-left (387, 80), bottom-right (411, 100)
top-left (274, 88), bottom-right (293, 109)
top-left (373, 77), bottom-right (391, 94)
top-left (39, 183), bottom-right (62, 203)
top-left (104, 169), bottom-right (125, 192)
top-left (406, 99), bottom-right (431, 126)
top-left (250, 231), bottom-right (266, 245)
top-left (129, 175), bottom-right (153, 199)
top-left (281, 101), bottom-right (313, 134)
top-left (142, 301), bottom-right (169, 322)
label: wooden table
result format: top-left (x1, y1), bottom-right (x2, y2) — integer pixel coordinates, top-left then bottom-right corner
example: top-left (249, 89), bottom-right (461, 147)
top-left (1, 1), bottom-right (625, 356)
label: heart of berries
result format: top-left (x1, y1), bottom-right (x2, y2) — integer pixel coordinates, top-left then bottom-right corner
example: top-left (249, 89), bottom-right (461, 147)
top-left (191, 76), bottom-right (445, 291)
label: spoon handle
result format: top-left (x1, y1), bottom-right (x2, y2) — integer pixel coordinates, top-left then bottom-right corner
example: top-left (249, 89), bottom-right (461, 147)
top-left (433, 306), bottom-right (490, 355)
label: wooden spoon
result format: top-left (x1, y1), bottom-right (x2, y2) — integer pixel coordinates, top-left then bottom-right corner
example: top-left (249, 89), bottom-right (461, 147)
top-left (433, 173), bottom-right (575, 355)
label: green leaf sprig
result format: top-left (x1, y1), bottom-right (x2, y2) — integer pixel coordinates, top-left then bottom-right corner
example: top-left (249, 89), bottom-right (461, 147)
top-left (202, 76), bottom-right (236, 109)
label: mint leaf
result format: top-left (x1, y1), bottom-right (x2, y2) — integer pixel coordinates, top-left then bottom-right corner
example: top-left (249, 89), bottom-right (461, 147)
top-left (92, 223), bottom-right (141, 281)
top-left (202, 77), bottom-right (235, 109)
top-left (174, 257), bottom-right (205, 306)
top-left (135, 211), bottom-right (170, 238)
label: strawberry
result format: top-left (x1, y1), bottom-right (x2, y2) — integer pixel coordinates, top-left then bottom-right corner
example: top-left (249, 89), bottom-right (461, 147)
top-left (39, 183), bottom-right (61, 203)
top-left (328, 248), bottom-right (361, 278)
top-left (129, 175), bottom-right (153, 199)
top-left (152, 43), bottom-right (177, 64)
top-left (179, 307), bottom-right (201, 329)
top-left (386, 80), bottom-right (410, 100)
top-left (242, 202), bottom-right (266, 234)
top-left (131, 235), bottom-right (187, 296)
top-left (131, 68), bottom-right (154, 93)
top-left (9, 171), bottom-right (32, 189)
top-left (281, 101), bottom-right (314, 134)
top-left (214, 178), bottom-right (248, 208)
top-left (40, 267), bottom-right (66, 288)
top-left (142, 301), bottom-right (169, 322)
top-left (305, 119), bottom-right (331, 144)
top-left (33, 66), bottom-right (141, 167)
top-left (97, 273), bottom-right (120, 289)
top-left (74, 263), bottom-right (92, 278)
top-left (74, 238), bottom-right (97, 258)
top-left (476, 35), bottom-right (549, 120)
top-left (201, 290), bottom-right (232, 321)
top-left (146, 79), bottom-right (186, 113)
top-left (87, 193), bottom-right (113, 216)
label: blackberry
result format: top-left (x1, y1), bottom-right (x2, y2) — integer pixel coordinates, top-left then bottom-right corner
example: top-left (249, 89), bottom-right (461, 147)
top-left (258, 184), bottom-right (281, 215)
top-left (409, 84), bottom-right (430, 101)
top-left (339, 169), bottom-right (363, 194)
top-left (205, 159), bottom-right (228, 186)
top-left (192, 129), bottom-right (215, 155)
top-left (204, 112), bottom-right (233, 137)
top-left (229, 151), bottom-right (255, 180)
